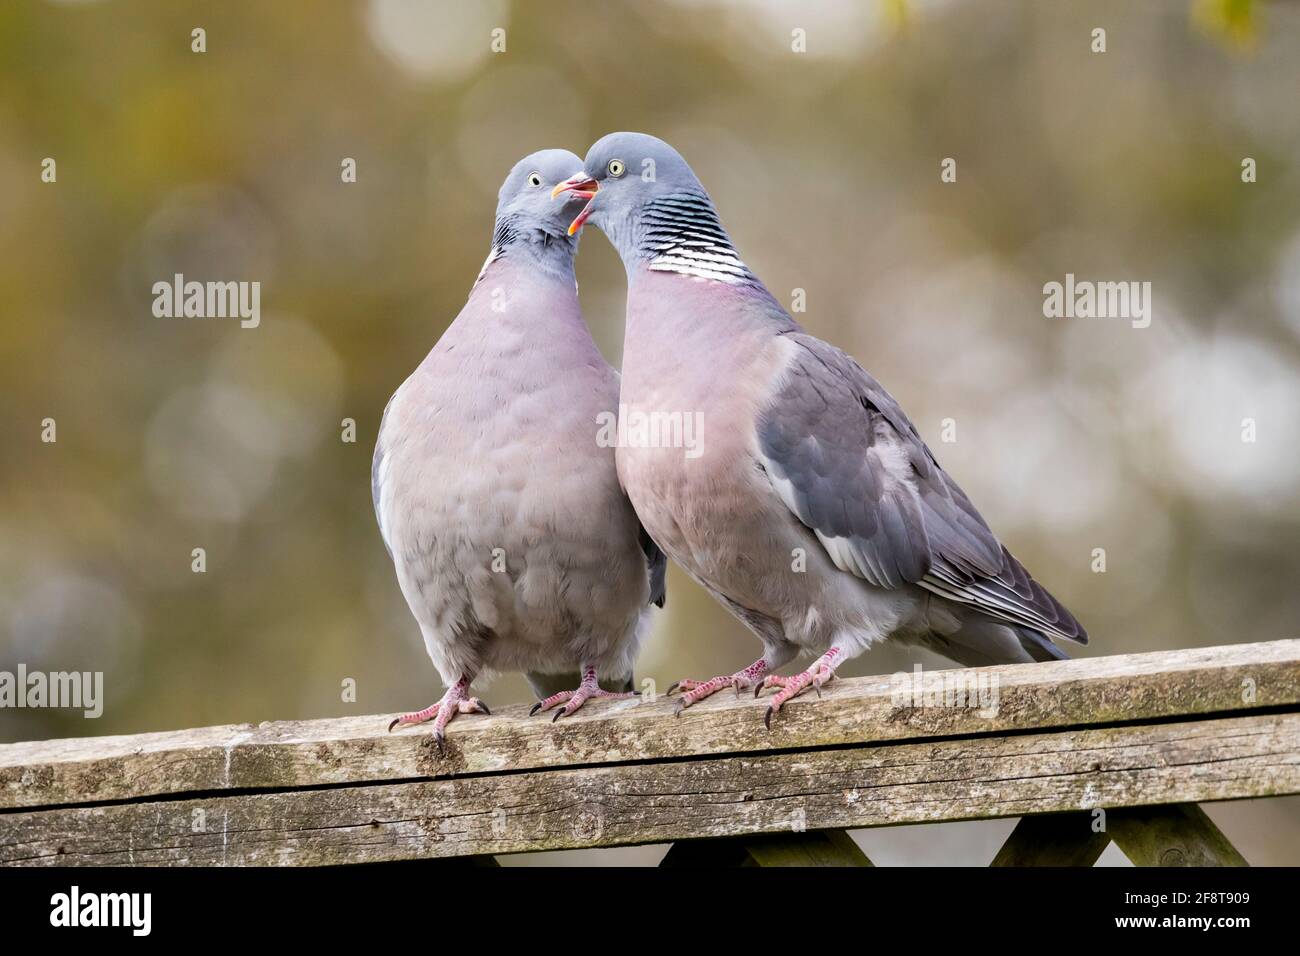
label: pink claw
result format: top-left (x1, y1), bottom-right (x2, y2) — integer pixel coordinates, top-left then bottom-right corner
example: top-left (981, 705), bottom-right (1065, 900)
top-left (530, 666), bottom-right (638, 721)
top-left (755, 649), bottom-right (843, 729)
top-left (668, 658), bottom-right (771, 714)
top-left (387, 676), bottom-right (489, 750)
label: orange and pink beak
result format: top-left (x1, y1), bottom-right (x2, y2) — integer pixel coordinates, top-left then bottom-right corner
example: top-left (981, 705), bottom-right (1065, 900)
top-left (551, 173), bottom-right (599, 235)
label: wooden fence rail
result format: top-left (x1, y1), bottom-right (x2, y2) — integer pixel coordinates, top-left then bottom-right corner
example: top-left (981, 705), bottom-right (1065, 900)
top-left (2, 640), bottom-right (1298, 866)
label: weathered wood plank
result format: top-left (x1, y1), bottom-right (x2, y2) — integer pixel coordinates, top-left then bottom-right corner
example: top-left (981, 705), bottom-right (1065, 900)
top-left (4, 712), bottom-right (1295, 865)
top-left (2, 640), bottom-right (1296, 810)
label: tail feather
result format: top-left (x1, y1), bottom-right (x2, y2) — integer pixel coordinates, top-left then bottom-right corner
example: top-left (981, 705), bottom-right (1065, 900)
top-left (923, 546), bottom-right (1088, 646)
top-left (919, 610), bottom-right (1073, 667)
top-left (1014, 625), bottom-right (1070, 662)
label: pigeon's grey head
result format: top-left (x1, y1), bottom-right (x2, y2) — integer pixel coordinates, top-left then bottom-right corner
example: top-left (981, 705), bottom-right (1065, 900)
top-left (553, 133), bottom-right (751, 283)
top-left (491, 148), bottom-right (590, 254)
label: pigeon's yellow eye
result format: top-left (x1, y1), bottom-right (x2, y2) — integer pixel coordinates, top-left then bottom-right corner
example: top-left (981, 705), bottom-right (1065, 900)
top-left (607, 159), bottom-right (626, 178)
top-left (527, 172), bottom-right (543, 188)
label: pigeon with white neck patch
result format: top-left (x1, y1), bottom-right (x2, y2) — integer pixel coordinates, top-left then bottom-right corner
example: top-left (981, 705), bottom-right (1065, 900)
top-left (553, 133), bottom-right (1085, 727)
top-left (374, 149), bottom-right (665, 748)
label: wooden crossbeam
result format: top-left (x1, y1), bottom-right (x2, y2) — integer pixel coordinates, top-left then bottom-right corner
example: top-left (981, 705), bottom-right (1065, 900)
top-left (992, 811), bottom-right (1112, 866)
top-left (992, 803), bottom-right (1250, 867)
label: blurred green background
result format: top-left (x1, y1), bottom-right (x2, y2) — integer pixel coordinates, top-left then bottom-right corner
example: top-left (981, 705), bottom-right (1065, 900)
top-left (2, 0), bottom-right (1298, 863)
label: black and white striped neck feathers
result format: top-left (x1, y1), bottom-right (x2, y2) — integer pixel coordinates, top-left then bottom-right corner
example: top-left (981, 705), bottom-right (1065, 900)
top-left (638, 192), bottom-right (753, 284)
top-left (474, 215), bottom-right (576, 288)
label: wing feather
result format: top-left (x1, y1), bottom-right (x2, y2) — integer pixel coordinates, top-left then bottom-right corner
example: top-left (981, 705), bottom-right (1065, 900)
top-left (758, 333), bottom-right (1086, 645)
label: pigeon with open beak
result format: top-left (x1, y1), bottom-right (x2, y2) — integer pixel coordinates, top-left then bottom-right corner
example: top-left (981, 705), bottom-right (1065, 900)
top-left (555, 133), bottom-right (1085, 728)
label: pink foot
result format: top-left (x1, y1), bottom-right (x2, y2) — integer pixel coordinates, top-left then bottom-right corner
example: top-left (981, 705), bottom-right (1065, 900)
top-left (667, 658), bottom-right (769, 714)
top-left (530, 666), bottom-right (638, 722)
top-left (754, 648), bottom-right (843, 729)
top-left (387, 675), bottom-right (489, 749)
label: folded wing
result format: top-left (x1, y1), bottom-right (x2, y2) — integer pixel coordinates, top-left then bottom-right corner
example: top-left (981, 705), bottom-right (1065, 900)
top-left (757, 333), bottom-right (1085, 645)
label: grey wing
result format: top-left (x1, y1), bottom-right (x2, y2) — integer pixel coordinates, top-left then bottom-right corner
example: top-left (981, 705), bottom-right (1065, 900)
top-left (758, 333), bottom-right (1085, 645)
